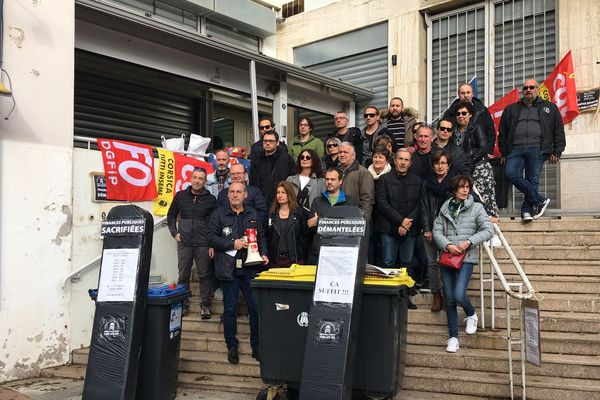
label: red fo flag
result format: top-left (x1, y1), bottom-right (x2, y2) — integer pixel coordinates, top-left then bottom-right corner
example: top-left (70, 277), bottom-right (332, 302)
top-left (489, 88), bottom-right (520, 158)
top-left (98, 139), bottom-right (157, 201)
top-left (538, 51), bottom-right (579, 124)
top-left (173, 153), bottom-right (215, 193)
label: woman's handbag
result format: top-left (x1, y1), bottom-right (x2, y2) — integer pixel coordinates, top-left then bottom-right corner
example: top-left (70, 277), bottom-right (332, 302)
top-left (439, 218), bottom-right (466, 269)
top-left (439, 251), bottom-right (466, 270)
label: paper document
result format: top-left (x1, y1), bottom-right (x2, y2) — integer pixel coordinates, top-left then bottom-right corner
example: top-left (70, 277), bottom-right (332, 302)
top-left (365, 264), bottom-right (401, 277)
top-left (97, 248), bottom-right (140, 302)
top-left (314, 246), bottom-right (359, 304)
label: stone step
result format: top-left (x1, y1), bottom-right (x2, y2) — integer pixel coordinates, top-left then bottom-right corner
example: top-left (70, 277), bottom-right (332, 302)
top-left (497, 218), bottom-right (600, 232)
top-left (395, 390), bottom-right (491, 400)
top-left (180, 331), bottom-right (253, 354)
top-left (179, 350), bottom-right (260, 378)
top-left (178, 372), bottom-right (263, 394)
top-left (405, 344), bottom-right (600, 380)
top-left (183, 315), bottom-right (251, 335)
top-left (402, 366), bottom-right (600, 399)
top-left (499, 231), bottom-right (600, 246)
top-left (467, 275), bottom-right (600, 294)
top-left (489, 245), bottom-right (600, 260)
top-left (188, 301), bottom-right (248, 315)
top-left (483, 260), bottom-right (600, 277)
top-left (407, 309), bottom-right (600, 334)
top-left (407, 325), bottom-right (600, 356)
top-left (413, 292), bottom-right (600, 314)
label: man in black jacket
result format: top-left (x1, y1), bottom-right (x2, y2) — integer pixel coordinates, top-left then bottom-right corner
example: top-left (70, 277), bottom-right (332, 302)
top-left (376, 148), bottom-right (422, 281)
top-left (167, 167), bottom-right (217, 318)
top-left (432, 118), bottom-right (473, 176)
top-left (499, 79), bottom-right (565, 223)
top-left (207, 182), bottom-right (268, 364)
top-left (218, 163), bottom-right (267, 226)
top-left (249, 130), bottom-right (293, 208)
top-left (328, 111), bottom-right (363, 164)
top-left (443, 83), bottom-right (495, 152)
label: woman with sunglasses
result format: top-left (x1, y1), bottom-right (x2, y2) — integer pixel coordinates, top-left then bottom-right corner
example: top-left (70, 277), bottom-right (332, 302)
top-left (360, 105), bottom-right (389, 167)
top-left (452, 100), bottom-right (499, 220)
top-left (323, 137), bottom-right (342, 169)
top-left (367, 146), bottom-right (393, 265)
top-left (286, 148), bottom-right (325, 217)
top-left (267, 181), bottom-right (309, 268)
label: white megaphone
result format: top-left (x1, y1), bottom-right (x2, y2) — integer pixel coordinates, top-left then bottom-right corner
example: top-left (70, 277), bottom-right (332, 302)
top-left (244, 228), bottom-right (264, 266)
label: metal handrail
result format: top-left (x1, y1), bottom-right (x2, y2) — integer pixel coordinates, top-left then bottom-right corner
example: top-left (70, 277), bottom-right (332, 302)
top-left (477, 223), bottom-right (540, 400)
top-left (481, 224), bottom-right (536, 300)
top-left (62, 216), bottom-right (168, 289)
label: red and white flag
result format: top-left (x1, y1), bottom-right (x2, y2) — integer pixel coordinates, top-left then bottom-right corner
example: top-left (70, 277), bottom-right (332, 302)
top-left (539, 50), bottom-right (579, 124)
top-left (489, 88), bottom-right (520, 158)
top-left (98, 139), bottom-right (157, 201)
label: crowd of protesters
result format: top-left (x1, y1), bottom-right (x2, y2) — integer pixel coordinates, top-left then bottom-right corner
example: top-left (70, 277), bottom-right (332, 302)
top-left (167, 80), bottom-right (565, 359)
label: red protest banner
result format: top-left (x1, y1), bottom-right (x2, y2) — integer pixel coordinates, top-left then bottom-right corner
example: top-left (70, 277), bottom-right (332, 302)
top-left (489, 88), bottom-right (520, 158)
top-left (98, 139), bottom-right (157, 201)
top-left (173, 153), bottom-right (215, 193)
top-left (539, 51), bottom-right (579, 124)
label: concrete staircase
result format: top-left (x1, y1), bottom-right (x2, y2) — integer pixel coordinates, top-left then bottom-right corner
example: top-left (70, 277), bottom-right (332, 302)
top-left (65, 218), bottom-right (600, 399)
top-left (399, 218), bottom-right (600, 399)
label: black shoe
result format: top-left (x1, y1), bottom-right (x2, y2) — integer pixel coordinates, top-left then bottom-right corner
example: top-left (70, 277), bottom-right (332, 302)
top-left (227, 347), bottom-right (239, 364)
top-left (200, 305), bottom-right (211, 320)
top-left (252, 346), bottom-right (260, 362)
top-left (533, 198), bottom-right (550, 220)
top-left (182, 307), bottom-right (190, 317)
top-left (407, 299), bottom-right (418, 310)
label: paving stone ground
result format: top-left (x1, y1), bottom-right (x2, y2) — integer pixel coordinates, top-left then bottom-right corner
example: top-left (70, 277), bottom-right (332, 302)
top-left (1, 377), bottom-right (256, 400)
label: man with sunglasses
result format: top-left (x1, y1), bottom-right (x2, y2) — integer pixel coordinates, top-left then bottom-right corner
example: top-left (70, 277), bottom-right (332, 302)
top-left (432, 118), bottom-right (473, 176)
top-left (250, 117), bottom-right (287, 162)
top-left (328, 111), bottom-right (363, 164)
top-left (499, 79), bottom-right (565, 223)
top-left (360, 105), bottom-right (389, 167)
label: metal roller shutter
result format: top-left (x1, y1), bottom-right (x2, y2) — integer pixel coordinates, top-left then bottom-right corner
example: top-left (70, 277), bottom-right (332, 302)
top-left (74, 50), bottom-right (203, 148)
top-left (305, 47), bottom-right (388, 128)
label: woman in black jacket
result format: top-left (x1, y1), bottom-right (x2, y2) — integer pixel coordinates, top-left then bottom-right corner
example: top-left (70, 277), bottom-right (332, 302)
top-left (267, 181), bottom-right (309, 268)
top-left (420, 150), bottom-right (457, 312)
top-left (452, 100), bottom-right (499, 220)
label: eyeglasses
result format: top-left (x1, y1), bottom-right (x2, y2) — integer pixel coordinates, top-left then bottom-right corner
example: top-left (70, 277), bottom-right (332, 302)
top-left (456, 111), bottom-right (469, 116)
top-left (300, 155), bottom-right (312, 161)
top-left (327, 143), bottom-right (338, 148)
top-left (434, 161), bottom-right (449, 166)
top-left (263, 139), bottom-right (277, 143)
top-left (363, 113), bottom-right (377, 118)
top-left (259, 124), bottom-right (272, 130)
top-left (438, 126), bottom-right (452, 132)
top-left (335, 116), bottom-right (347, 120)
top-left (522, 85), bottom-right (537, 91)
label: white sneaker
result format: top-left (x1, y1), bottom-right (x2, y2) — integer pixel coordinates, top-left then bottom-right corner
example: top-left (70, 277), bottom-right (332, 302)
top-left (446, 337), bottom-right (459, 353)
top-left (214, 288), bottom-right (224, 301)
top-left (465, 313), bottom-right (478, 335)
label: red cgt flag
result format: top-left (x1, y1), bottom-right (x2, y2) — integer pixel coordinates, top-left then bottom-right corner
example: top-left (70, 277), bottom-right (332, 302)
top-left (98, 139), bottom-right (157, 201)
top-left (539, 50), bottom-right (579, 124)
top-left (173, 153), bottom-right (215, 193)
top-left (489, 88), bottom-right (520, 158)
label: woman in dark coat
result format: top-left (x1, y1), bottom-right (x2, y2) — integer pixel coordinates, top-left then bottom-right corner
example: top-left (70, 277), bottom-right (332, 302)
top-left (267, 181), bottom-right (309, 268)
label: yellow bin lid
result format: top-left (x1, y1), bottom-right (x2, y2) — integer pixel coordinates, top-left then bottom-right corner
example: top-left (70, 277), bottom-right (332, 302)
top-left (256, 264), bottom-right (414, 287)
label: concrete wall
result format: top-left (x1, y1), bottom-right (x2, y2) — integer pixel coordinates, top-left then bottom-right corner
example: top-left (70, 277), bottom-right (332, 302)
top-left (275, 0), bottom-right (427, 121)
top-left (0, 0), bottom-right (75, 382)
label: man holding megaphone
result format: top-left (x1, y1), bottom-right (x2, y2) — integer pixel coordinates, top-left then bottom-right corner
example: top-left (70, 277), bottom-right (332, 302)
top-left (208, 182), bottom-right (268, 364)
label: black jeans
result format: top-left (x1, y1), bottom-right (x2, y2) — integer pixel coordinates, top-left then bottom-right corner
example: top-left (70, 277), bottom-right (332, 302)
top-left (177, 243), bottom-right (213, 306)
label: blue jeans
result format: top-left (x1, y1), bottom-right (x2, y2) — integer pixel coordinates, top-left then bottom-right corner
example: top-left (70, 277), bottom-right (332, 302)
top-left (380, 231), bottom-right (416, 269)
top-left (504, 147), bottom-right (548, 214)
top-left (220, 269), bottom-right (259, 349)
top-left (441, 262), bottom-right (476, 338)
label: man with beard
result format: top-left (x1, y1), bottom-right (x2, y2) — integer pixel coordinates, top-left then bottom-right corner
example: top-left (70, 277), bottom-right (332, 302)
top-left (328, 111), bottom-right (363, 164)
top-left (206, 149), bottom-right (231, 197)
top-left (337, 143), bottom-right (374, 225)
top-left (383, 97), bottom-right (418, 150)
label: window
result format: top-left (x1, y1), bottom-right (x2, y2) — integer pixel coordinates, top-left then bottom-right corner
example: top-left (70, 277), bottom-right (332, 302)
top-left (430, 6), bottom-right (486, 120)
top-left (428, 0), bottom-right (556, 120)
